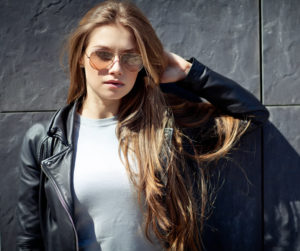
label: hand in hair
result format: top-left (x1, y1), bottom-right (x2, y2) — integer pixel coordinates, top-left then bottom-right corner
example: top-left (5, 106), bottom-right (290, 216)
top-left (160, 51), bottom-right (192, 84)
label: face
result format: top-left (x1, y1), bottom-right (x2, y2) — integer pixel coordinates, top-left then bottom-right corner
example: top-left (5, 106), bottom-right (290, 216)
top-left (81, 24), bottom-right (140, 108)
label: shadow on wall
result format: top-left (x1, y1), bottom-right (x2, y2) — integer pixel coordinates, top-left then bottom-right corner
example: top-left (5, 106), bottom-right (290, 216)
top-left (264, 121), bottom-right (300, 251)
top-left (202, 127), bottom-right (263, 251)
top-left (201, 121), bottom-right (300, 251)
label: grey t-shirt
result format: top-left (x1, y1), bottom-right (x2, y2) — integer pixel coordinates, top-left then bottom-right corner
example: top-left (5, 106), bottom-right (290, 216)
top-left (73, 114), bottom-right (163, 251)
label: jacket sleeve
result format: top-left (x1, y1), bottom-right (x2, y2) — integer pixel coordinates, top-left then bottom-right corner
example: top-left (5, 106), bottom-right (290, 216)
top-left (16, 123), bottom-right (47, 250)
top-left (160, 57), bottom-right (269, 129)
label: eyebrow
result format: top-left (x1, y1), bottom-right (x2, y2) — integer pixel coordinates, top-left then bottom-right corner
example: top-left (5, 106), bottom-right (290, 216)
top-left (92, 46), bottom-right (137, 53)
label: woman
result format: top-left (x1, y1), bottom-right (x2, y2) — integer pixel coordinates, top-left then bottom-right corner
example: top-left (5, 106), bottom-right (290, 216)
top-left (16, 1), bottom-right (269, 250)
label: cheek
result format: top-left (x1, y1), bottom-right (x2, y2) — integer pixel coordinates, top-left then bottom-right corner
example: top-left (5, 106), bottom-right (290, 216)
top-left (84, 62), bottom-right (94, 78)
top-left (84, 69), bottom-right (96, 85)
top-left (84, 66), bottom-right (105, 83)
top-left (128, 72), bottom-right (139, 85)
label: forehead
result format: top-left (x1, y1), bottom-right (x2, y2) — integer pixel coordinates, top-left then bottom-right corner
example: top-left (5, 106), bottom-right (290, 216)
top-left (87, 24), bottom-right (137, 51)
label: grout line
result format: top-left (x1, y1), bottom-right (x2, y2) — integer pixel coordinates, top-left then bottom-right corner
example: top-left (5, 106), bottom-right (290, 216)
top-left (261, 126), bottom-right (265, 251)
top-left (265, 104), bottom-right (300, 107)
top-left (259, 0), bottom-right (264, 105)
top-left (1, 104), bottom-right (299, 115)
top-left (0, 110), bottom-right (56, 114)
top-left (259, 0), bottom-right (265, 250)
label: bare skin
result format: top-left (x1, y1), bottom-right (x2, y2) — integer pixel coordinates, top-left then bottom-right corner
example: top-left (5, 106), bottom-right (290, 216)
top-left (160, 51), bottom-right (192, 84)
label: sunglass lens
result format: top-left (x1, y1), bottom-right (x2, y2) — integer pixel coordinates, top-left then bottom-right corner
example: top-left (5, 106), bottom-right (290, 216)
top-left (89, 51), bottom-right (113, 70)
top-left (122, 54), bottom-right (143, 72)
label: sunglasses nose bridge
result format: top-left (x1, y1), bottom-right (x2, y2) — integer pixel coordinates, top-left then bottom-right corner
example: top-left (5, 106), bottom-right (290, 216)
top-left (107, 54), bottom-right (125, 73)
top-left (108, 54), bottom-right (122, 68)
top-left (111, 53), bottom-right (121, 63)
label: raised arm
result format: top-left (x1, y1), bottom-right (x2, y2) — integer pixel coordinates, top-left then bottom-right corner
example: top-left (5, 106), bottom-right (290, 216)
top-left (159, 52), bottom-right (269, 127)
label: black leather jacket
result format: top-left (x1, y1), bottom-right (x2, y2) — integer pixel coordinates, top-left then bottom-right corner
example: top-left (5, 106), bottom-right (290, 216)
top-left (16, 58), bottom-right (269, 250)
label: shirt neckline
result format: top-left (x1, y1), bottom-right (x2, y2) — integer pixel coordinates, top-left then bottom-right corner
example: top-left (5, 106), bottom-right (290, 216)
top-left (75, 113), bottom-right (118, 127)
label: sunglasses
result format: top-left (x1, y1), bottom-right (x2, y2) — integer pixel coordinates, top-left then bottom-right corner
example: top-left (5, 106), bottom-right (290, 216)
top-left (86, 50), bottom-right (144, 72)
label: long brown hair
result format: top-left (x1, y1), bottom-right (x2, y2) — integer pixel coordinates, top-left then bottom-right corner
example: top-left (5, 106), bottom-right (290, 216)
top-left (65, 1), bottom-right (250, 250)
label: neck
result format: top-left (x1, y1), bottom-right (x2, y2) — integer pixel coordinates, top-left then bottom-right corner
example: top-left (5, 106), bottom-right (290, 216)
top-left (79, 96), bottom-right (120, 119)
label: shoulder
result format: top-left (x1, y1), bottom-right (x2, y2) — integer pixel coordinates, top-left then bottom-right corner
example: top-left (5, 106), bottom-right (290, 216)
top-left (22, 101), bottom-right (75, 148)
top-left (21, 107), bottom-right (63, 165)
top-left (23, 121), bottom-right (49, 147)
top-left (20, 101), bottom-right (77, 162)
top-left (20, 120), bottom-right (51, 165)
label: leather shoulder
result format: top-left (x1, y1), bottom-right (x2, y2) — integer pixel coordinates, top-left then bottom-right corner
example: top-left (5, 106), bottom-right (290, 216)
top-left (21, 121), bottom-right (50, 166)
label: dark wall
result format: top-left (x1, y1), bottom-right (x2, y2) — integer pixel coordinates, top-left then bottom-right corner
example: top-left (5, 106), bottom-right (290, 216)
top-left (0, 0), bottom-right (299, 250)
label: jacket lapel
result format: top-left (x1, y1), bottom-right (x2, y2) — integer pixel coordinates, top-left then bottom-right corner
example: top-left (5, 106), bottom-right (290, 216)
top-left (41, 101), bottom-right (78, 216)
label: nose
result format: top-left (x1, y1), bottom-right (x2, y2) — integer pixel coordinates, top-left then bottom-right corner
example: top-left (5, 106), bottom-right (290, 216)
top-left (108, 56), bottom-right (123, 75)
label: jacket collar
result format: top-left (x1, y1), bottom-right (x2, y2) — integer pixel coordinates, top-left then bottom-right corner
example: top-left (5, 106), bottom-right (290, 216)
top-left (47, 100), bottom-right (78, 146)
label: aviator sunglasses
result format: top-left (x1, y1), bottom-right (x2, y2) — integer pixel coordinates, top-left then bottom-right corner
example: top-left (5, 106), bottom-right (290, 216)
top-left (86, 50), bottom-right (144, 72)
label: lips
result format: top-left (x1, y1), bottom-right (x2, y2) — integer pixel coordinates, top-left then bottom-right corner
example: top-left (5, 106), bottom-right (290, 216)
top-left (104, 80), bottom-right (125, 87)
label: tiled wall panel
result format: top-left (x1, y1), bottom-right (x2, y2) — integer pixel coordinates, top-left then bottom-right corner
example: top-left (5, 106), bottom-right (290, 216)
top-left (136, 0), bottom-right (261, 97)
top-left (263, 0), bottom-right (300, 105)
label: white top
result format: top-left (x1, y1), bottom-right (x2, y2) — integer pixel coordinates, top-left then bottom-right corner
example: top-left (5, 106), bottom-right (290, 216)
top-left (73, 113), bottom-right (162, 251)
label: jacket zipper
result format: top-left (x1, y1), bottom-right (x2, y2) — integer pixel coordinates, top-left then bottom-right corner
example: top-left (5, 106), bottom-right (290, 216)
top-left (41, 163), bottom-right (79, 251)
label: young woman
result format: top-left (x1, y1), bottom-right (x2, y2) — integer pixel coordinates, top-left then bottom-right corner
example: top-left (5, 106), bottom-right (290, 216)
top-left (16, 1), bottom-right (269, 250)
